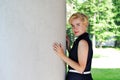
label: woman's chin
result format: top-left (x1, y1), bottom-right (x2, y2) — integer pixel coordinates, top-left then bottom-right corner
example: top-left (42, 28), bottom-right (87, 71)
top-left (74, 34), bottom-right (80, 37)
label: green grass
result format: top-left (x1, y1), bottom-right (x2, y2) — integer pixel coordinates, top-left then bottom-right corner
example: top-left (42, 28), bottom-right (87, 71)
top-left (115, 47), bottom-right (120, 51)
top-left (92, 68), bottom-right (120, 80)
top-left (93, 53), bottom-right (102, 58)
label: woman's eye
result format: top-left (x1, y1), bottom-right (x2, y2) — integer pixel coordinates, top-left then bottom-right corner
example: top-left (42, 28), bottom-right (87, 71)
top-left (71, 25), bottom-right (74, 28)
top-left (72, 26), bottom-right (74, 28)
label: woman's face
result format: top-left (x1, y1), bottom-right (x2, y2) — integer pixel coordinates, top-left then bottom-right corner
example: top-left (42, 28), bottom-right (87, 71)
top-left (71, 18), bottom-right (87, 37)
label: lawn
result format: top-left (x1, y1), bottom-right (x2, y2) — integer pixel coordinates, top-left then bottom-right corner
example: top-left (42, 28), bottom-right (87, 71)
top-left (92, 68), bottom-right (120, 80)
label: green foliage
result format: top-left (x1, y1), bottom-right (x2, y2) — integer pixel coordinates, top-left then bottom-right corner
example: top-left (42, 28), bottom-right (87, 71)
top-left (93, 53), bottom-right (102, 58)
top-left (112, 0), bottom-right (120, 47)
top-left (66, 24), bottom-right (75, 46)
top-left (66, 0), bottom-right (120, 47)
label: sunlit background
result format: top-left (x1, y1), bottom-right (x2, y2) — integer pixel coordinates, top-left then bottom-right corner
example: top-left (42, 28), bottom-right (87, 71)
top-left (66, 0), bottom-right (120, 80)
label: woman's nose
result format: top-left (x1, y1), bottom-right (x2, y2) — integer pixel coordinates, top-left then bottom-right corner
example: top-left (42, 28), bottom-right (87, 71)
top-left (74, 26), bottom-right (78, 30)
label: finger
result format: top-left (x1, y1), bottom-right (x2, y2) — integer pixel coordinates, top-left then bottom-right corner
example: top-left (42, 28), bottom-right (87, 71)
top-left (59, 43), bottom-right (62, 47)
top-left (59, 43), bottom-right (63, 48)
top-left (53, 42), bottom-right (61, 49)
top-left (53, 42), bottom-right (58, 47)
top-left (53, 48), bottom-right (57, 52)
top-left (53, 46), bottom-right (57, 52)
top-left (56, 43), bottom-right (60, 48)
top-left (53, 44), bottom-right (57, 50)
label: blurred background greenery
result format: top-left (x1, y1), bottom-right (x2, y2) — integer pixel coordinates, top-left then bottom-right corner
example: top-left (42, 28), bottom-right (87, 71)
top-left (66, 0), bottom-right (120, 80)
top-left (66, 0), bottom-right (120, 48)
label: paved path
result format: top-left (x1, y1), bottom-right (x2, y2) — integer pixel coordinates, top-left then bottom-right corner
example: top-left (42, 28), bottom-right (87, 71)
top-left (92, 48), bottom-right (120, 68)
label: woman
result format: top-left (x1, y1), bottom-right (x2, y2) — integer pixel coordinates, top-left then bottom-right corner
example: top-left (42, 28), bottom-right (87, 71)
top-left (53, 12), bottom-right (93, 80)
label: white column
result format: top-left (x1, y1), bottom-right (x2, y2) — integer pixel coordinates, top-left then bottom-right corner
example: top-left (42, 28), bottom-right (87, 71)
top-left (0, 0), bottom-right (66, 80)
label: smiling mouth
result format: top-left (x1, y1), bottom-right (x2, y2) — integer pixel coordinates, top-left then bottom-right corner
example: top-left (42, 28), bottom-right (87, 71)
top-left (75, 31), bottom-right (79, 34)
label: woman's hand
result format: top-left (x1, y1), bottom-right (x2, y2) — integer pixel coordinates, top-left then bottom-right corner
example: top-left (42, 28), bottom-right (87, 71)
top-left (53, 42), bottom-right (65, 58)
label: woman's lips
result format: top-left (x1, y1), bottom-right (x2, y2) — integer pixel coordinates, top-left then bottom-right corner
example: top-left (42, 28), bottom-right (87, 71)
top-left (74, 31), bottom-right (79, 34)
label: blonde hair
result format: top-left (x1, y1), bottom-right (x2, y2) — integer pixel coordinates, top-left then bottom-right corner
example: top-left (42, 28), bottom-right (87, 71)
top-left (69, 12), bottom-right (89, 27)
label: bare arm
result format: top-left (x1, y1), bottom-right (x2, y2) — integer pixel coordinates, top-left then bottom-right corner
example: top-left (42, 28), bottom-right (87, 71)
top-left (53, 40), bottom-right (88, 73)
top-left (77, 40), bottom-right (88, 72)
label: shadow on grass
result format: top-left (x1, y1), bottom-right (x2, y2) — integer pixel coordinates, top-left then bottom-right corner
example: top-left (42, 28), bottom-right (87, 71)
top-left (92, 68), bottom-right (120, 80)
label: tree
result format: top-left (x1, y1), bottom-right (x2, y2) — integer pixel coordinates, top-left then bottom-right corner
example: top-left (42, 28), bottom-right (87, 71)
top-left (66, 0), bottom-right (119, 48)
top-left (112, 0), bottom-right (120, 47)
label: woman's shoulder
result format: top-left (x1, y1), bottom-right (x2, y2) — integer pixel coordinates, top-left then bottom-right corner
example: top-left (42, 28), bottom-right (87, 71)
top-left (78, 39), bottom-right (88, 47)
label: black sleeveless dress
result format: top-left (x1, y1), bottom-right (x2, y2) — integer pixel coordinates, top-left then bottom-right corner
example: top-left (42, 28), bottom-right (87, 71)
top-left (66, 32), bottom-right (93, 80)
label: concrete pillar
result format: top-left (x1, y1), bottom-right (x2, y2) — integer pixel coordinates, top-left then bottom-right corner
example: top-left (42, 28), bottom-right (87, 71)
top-left (0, 0), bottom-right (66, 80)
